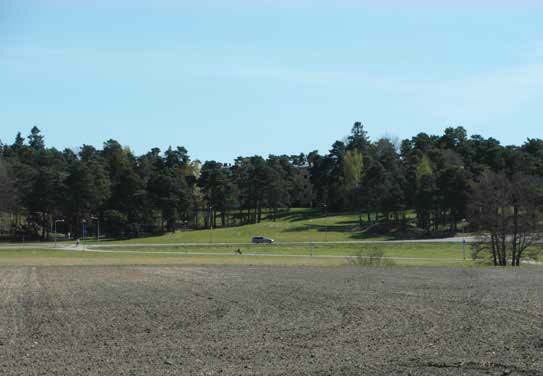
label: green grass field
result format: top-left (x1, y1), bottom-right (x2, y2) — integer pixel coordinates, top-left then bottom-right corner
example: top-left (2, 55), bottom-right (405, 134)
top-left (98, 208), bottom-right (433, 245)
top-left (3, 209), bottom-right (539, 267)
top-left (0, 241), bottom-right (472, 267)
top-left (92, 242), bottom-right (464, 258)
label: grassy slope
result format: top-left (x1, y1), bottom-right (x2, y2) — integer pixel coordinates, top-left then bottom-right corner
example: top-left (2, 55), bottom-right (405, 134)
top-left (0, 209), bottom-right (511, 267)
top-left (106, 208), bottom-right (425, 244)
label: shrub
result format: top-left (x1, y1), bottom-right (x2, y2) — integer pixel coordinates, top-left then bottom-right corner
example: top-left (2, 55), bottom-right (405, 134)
top-left (348, 247), bottom-right (395, 267)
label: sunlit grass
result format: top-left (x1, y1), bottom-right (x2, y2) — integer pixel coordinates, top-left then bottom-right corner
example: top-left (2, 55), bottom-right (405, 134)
top-left (99, 208), bottom-right (426, 245)
top-left (0, 243), bottom-right (475, 267)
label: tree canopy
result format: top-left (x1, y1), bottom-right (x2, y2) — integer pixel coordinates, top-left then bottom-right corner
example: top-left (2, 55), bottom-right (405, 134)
top-left (2, 123), bottom-right (543, 265)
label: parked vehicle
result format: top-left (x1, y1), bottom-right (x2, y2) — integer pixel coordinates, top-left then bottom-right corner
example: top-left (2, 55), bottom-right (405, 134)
top-left (251, 236), bottom-right (274, 244)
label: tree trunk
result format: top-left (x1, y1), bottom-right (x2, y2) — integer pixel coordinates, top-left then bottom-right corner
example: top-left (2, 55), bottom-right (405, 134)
top-left (257, 200), bottom-right (262, 223)
top-left (502, 234), bottom-right (507, 266)
top-left (491, 233), bottom-right (498, 266)
top-left (511, 205), bottom-right (519, 266)
top-left (41, 212), bottom-right (46, 241)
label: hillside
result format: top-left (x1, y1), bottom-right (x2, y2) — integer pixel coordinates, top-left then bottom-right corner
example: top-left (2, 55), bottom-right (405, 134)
top-left (109, 208), bottom-right (431, 244)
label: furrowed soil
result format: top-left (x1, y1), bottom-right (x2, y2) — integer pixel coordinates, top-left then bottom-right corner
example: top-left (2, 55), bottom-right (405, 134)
top-left (0, 266), bottom-right (542, 375)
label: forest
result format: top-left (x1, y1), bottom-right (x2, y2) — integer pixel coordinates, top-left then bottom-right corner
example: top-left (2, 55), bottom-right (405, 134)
top-left (1, 124), bottom-right (543, 243)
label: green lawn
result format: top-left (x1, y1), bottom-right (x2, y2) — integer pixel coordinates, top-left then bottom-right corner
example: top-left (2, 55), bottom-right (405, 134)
top-left (94, 242), bottom-right (465, 259)
top-left (99, 208), bottom-right (432, 245)
top-left (0, 209), bottom-right (495, 267)
top-left (0, 242), bottom-right (473, 267)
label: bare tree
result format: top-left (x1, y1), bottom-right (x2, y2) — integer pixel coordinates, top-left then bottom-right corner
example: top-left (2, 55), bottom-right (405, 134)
top-left (468, 171), bottom-right (543, 266)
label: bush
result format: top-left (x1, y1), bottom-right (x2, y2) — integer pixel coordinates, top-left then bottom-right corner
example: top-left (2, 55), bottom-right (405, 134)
top-left (348, 247), bottom-right (395, 267)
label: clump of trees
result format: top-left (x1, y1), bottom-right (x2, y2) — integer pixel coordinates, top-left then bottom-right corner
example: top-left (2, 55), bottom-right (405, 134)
top-left (0, 127), bottom-right (310, 240)
top-left (2, 124), bottom-right (543, 266)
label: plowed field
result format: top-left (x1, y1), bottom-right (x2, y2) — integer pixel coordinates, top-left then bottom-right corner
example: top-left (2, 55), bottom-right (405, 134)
top-left (1, 266), bottom-right (542, 375)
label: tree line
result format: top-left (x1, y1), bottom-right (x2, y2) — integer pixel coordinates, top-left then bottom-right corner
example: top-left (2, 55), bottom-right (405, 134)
top-left (1, 124), bottom-right (543, 264)
top-left (0, 126), bottom-right (313, 240)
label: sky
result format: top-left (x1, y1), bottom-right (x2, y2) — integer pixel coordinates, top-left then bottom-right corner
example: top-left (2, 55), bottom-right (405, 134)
top-left (1, 0), bottom-right (543, 162)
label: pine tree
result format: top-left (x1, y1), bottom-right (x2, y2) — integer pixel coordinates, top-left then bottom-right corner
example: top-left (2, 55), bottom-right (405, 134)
top-left (28, 126), bottom-right (45, 150)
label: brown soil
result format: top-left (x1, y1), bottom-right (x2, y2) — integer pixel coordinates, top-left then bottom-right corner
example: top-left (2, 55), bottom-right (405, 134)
top-left (1, 266), bottom-right (542, 375)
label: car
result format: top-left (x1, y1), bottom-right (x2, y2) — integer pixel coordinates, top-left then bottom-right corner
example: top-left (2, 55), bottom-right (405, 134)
top-left (251, 236), bottom-right (274, 244)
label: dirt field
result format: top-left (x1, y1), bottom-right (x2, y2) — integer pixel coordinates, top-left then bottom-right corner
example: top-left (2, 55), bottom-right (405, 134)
top-left (1, 266), bottom-right (542, 375)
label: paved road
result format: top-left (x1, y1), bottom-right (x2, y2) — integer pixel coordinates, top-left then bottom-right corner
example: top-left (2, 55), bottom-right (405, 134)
top-left (87, 238), bottom-right (478, 248)
top-left (0, 238), bottom-right (477, 250)
top-left (0, 237), bottom-right (478, 250)
top-left (0, 244), bottom-right (58, 250)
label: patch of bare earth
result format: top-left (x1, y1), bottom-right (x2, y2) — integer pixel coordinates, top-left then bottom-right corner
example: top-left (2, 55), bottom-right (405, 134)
top-left (0, 266), bottom-right (542, 375)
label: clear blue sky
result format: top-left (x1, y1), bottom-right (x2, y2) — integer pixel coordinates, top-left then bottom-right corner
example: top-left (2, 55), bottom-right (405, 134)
top-left (2, 1), bottom-right (542, 162)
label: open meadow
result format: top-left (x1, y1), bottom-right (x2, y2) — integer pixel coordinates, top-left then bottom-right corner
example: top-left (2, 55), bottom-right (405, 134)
top-left (0, 209), bottom-right (479, 267)
top-left (0, 241), bottom-right (472, 268)
top-left (99, 209), bottom-right (427, 245)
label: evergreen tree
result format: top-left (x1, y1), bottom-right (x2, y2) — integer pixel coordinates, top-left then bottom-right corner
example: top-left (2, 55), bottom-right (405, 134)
top-left (2, 123), bottom-right (543, 241)
top-left (28, 126), bottom-right (45, 150)
top-left (13, 132), bottom-right (25, 150)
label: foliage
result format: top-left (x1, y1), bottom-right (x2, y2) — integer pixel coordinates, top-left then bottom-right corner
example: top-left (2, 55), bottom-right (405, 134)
top-left (0, 158), bottom-right (17, 212)
top-left (2, 124), bottom-right (543, 245)
top-left (348, 247), bottom-right (396, 267)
